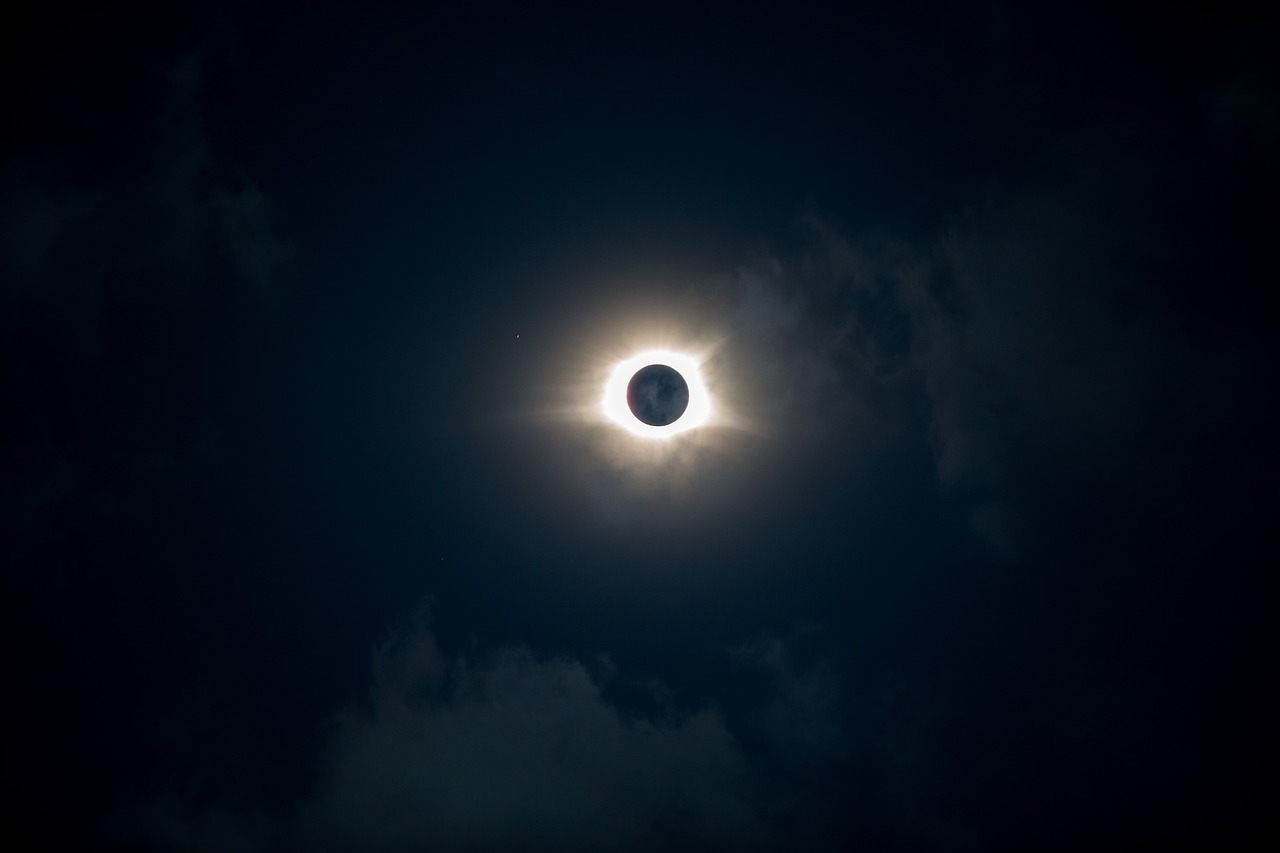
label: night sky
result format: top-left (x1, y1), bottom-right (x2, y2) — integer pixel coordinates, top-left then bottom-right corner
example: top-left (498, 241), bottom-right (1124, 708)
top-left (3, 3), bottom-right (1277, 850)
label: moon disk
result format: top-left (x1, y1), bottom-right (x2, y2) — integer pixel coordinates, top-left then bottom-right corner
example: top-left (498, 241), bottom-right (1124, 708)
top-left (627, 364), bottom-right (689, 426)
top-left (602, 349), bottom-right (711, 439)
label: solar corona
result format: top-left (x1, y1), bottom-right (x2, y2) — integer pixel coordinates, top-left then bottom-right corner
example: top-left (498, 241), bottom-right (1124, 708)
top-left (601, 349), bottom-right (711, 439)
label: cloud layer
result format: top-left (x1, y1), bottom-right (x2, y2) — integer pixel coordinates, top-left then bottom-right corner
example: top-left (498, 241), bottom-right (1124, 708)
top-left (139, 610), bottom-right (774, 852)
top-left (298, 614), bottom-right (765, 852)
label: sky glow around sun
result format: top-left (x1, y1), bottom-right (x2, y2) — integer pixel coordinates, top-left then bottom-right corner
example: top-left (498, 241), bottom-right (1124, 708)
top-left (602, 350), bottom-right (711, 439)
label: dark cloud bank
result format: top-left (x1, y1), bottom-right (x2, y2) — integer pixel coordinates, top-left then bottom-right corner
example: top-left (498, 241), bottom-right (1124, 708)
top-left (4, 5), bottom-right (1277, 852)
top-left (137, 611), bottom-right (943, 852)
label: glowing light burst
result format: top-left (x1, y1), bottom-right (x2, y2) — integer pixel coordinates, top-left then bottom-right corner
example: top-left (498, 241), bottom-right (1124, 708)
top-left (602, 349), bottom-right (712, 439)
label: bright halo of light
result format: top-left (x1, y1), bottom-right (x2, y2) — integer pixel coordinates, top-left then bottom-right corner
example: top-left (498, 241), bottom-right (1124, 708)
top-left (602, 349), bottom-right (711, 439)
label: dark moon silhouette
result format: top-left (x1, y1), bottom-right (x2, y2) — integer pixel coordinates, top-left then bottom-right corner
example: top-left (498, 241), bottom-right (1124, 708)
top-left (626, 364), bottom-right (690, 426)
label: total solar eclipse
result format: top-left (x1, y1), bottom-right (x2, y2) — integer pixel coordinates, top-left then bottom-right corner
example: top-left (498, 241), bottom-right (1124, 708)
top-left (626, 364), bottom-right (689, 426)
top-left (601, 349), bottom-right (712, 439)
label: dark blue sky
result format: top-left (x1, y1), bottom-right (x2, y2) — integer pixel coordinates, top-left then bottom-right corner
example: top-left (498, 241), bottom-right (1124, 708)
top-left (3, 2), bottom-right (1276, 850)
